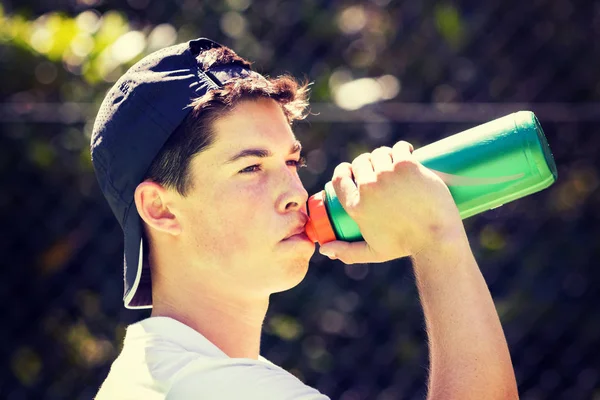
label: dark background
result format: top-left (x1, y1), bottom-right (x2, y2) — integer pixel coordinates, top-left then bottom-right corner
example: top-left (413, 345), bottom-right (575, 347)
top-left (1, 0), bottom-right (599, 399)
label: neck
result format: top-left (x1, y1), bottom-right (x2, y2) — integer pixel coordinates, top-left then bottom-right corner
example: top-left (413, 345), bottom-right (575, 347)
top-left (151, 273), bottom-right (269, 360)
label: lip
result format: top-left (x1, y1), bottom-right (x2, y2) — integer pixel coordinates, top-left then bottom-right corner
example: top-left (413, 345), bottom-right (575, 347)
top-left (282, 231), bottom-right (312, 242)
top-left (283, 227), bottom-right (306, 240)
top-left (282, 217), bottom-right (310, 241)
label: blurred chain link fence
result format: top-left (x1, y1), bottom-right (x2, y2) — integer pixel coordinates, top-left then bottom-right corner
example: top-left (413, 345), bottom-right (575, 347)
top-left (1, 0), bottom-right (600, 399)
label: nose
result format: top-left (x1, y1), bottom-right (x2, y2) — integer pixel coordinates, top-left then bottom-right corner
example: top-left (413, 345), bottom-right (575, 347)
top-left (276, 168), bottom-right (309, 213)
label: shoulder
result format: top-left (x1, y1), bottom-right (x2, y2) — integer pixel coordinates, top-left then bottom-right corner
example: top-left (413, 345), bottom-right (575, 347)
top-left (165, 357), bottom-right (330, 400)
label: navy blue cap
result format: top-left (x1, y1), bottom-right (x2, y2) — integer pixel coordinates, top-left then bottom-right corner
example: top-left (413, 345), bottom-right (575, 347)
top-left (91, 38), bottom-right (260, 309)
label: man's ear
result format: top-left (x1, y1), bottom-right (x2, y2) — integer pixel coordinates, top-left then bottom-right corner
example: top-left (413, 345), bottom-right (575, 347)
top-left (134, 181), bottom-right (182, 236)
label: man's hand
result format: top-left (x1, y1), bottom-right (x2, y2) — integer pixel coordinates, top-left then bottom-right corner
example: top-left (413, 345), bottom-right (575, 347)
top-left (318, 140), bottom-right (519, 399)
top-left (318, 141), bottom-right (467, 264)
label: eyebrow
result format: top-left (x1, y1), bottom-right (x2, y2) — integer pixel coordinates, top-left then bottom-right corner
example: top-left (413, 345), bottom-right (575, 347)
top-left (224, 141), bottom-right (302, 164)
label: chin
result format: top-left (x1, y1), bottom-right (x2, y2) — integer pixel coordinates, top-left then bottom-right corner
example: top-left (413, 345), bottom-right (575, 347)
top-left (274, 258), bottom-right (311, 293)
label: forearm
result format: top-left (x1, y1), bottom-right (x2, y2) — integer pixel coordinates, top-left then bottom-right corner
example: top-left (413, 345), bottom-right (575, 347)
top-left (412, 236), bottom-right (518, 400)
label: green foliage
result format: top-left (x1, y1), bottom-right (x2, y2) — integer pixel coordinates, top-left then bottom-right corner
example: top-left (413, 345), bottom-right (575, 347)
top-left (434, 3), bottom-right (466, 49)
top-left (0, 7), bottom-right (174, 85)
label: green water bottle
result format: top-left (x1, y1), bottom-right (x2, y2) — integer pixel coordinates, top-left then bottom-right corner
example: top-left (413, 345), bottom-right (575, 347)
top-left (305, 111), bottom-right (558, 244)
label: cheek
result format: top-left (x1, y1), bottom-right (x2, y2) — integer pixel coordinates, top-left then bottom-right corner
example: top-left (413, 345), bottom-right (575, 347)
top-left (194, 184), bottom-right (274, 250)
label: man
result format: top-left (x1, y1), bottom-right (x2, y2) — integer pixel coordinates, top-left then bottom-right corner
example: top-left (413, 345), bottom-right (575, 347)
top-left (91, 37), bottom-right (519, 399)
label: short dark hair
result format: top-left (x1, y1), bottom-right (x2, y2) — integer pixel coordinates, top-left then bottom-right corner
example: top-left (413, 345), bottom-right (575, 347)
top-left (143, 46), bottom-right (310, 196)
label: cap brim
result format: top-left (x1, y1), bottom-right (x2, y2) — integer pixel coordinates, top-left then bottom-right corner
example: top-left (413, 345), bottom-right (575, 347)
top-left (123, 205), bottom-right (152, 309)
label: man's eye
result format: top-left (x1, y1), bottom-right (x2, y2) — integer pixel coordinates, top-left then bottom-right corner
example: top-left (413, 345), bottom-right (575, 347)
top-left (288, 156), bottom-right (308, 169)
top-left (239, 157), bottom-right (308, 174)
top-left (239, 164), bottom-right (262, 174)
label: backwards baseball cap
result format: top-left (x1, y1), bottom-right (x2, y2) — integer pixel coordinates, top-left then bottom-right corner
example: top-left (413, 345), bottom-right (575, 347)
top-left (91, 38), bottom-right (262, 309)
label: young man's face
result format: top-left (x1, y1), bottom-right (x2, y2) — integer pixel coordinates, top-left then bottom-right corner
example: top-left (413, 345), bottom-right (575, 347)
top-left (174, 98), bottom-right (315, 298)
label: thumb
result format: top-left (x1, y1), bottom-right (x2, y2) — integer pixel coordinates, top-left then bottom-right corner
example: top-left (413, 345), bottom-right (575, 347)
top-left (319, 241), bottom-right (389, 264)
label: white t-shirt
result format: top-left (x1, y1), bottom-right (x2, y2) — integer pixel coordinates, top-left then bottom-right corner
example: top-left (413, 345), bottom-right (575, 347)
top-left (95, 317), bottom-right (329, 400)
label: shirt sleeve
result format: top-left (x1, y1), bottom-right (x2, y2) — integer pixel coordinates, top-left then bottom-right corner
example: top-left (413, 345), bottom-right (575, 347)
top-left (165, 358), bottom-right (330, 400)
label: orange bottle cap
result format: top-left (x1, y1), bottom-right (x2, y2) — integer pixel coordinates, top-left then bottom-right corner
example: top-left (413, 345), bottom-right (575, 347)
top-left (305, 190), bottom-right (337, 245)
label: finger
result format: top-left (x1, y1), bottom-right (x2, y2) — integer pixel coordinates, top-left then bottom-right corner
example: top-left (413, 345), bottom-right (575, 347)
top-left (370, 146), bottom-right (394, 173)
top-left (351, 153), bottom-right (376, 185)
top-left (391, 141), bottom-right (414, 163)
top-left (319, 241), bottom-right (391, 264)
top-left (330, 162), bottom-right (359, 212)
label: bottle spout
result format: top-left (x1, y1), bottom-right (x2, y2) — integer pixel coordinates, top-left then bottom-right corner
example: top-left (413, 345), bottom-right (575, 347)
top-left (305, 217), bottom-right (318, 243)
top-left (306, 190), bottom-right (337, 245)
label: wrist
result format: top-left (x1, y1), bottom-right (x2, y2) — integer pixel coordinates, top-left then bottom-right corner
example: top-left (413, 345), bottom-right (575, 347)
top-left (410, 231), bottom-right (477, 295)
top-left (412, 222), bottom-right (470, 259)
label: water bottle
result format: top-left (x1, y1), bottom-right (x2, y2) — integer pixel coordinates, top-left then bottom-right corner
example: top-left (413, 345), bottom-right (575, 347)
top-left (305, 111), bottom-right (558, 245)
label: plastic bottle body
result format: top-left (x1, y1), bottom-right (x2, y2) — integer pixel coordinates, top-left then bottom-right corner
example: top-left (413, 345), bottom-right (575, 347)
top-left (305, 111), bottom-right (558, 244)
